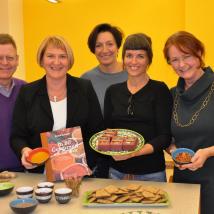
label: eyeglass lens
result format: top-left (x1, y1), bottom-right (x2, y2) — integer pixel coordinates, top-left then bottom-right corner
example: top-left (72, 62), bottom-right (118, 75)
top-left (0, 55), bottom-right (16, 62)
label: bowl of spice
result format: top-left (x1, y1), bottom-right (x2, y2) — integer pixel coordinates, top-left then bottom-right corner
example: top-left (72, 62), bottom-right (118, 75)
top-left (172, 148), bottom-right (195, 165)
top-left (27, 147), bottom-right (50, 165)
top-left (9, 198), bottom-right (38, 214)
top-left (0, 182), bottom-right (14, 196)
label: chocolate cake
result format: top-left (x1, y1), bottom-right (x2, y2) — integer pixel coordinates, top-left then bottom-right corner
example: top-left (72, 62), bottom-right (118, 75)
top-left (122, 136), bottom-right (138, 151)
top-left (102, 129), bottom-right (118, 139)
top-left (97, 136), bottom-right (111, 151)
top-left (110, 136), bottom-right (124, 151)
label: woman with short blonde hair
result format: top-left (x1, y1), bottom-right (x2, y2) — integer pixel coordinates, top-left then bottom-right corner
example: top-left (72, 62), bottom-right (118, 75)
top-left (11, 35), bottom-right (104, 176)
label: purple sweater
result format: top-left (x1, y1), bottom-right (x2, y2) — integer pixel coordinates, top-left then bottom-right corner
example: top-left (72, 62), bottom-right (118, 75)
top-left (0, 78), bottom-right (26, 171)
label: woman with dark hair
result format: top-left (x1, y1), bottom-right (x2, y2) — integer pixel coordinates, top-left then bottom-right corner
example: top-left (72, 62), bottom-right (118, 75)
top-left (81, 23), bottom-right (127, 113)
top-left (103, 33), bottom-right (173, 181)
top-left (164, 31), bottom-right (214, 214)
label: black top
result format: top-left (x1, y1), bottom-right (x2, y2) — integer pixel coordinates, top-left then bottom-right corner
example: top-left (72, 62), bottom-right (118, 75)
top-left (171, 67), bottom-right (214, 214)
top-left (10, 74), bottom-right (104, 173)
top-left (104, 79), bottom-right (173, 174)
top-left (171, 67), bottom-right (214, 181)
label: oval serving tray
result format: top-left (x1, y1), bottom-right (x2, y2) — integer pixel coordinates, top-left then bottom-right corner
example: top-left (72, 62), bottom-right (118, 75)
top-left (89, 129), bottom-right (144, 156)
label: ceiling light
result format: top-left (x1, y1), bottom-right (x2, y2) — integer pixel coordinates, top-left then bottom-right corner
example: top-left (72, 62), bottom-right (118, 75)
top-left (47, 0), bottom-right (61, 3)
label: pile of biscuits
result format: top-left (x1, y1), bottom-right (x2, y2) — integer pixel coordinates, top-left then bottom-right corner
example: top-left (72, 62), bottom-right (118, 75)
top-left (0, 171), bottom-right (16, 182)
top-left (87, 184), bottom-right (168, 204)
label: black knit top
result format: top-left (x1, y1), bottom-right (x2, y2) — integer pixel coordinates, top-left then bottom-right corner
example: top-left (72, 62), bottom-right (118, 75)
top-left (104, 79), bottom-right (173, 174)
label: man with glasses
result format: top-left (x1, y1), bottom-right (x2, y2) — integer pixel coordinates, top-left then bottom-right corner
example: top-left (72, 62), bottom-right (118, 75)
top-left (0, 34), bottom-right (26, 172)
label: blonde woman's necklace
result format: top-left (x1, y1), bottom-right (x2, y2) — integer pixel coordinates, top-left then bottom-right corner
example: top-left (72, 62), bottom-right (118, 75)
top-left (48, 88), bottom-right (67, 102)
top-left (53, 96), bottom-right (57, 102)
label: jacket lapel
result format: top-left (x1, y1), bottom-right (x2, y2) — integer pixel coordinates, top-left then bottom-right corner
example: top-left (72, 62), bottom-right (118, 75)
top-left (38, 76), bottom-right (53, 121)
top-left (66, 75), bottom-right (80, 127)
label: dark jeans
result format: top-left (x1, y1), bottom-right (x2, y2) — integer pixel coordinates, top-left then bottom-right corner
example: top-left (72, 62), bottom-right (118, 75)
top-left (109, 167), bottom-right (167, 182)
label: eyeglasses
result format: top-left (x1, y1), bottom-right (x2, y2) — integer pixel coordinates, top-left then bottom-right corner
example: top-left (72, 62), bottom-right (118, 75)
top-left (168, 54), bottom-right (193, 66)
top-left (0, 55), bottom-right (17, 63)
top-left (127, 95), bottom-right (134, 116)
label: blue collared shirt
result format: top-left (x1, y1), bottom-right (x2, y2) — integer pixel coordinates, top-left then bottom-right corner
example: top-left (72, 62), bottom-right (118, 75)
top-left (0, 79), bottom-right (15, 97)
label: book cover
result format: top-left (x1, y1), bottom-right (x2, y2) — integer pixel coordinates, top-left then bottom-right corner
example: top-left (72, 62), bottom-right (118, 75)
top-left (40, 126), bottom-right (91, 182)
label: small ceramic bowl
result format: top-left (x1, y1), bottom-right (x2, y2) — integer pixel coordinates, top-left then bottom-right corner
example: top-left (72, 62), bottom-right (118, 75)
top-left (10, 198), bottom-right (38, 214)
top-left (16, 186), bottom-right (34, 199)
top-left (54, 187), bottom-right (72, 204)
top-left (0, 182), bottom-right (14, 196)
top-left (172, 148), bottom-right (195, 165)
top-left (27, 147), bottom-right (50, 165)
top-left (37, 182), bottom-right (54, 189)
top-left (35, 187), bottom-right (53, 203)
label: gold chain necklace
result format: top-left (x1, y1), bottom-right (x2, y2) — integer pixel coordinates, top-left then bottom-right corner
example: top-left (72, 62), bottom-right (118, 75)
top-left (173, 81), bottom-right (214, 127)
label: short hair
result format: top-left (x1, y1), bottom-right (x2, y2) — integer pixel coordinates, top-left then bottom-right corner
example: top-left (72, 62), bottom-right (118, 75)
top-left (87, 23), bottom-right (124, 53)
top-left (37, 35), bottom-right (74, 70)
top-left (0, 33), bottom-right (17, 50)
top-left (122, 33), bottom-right (153, 65)
top-left (163, 31), bottom-right (205, 67)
